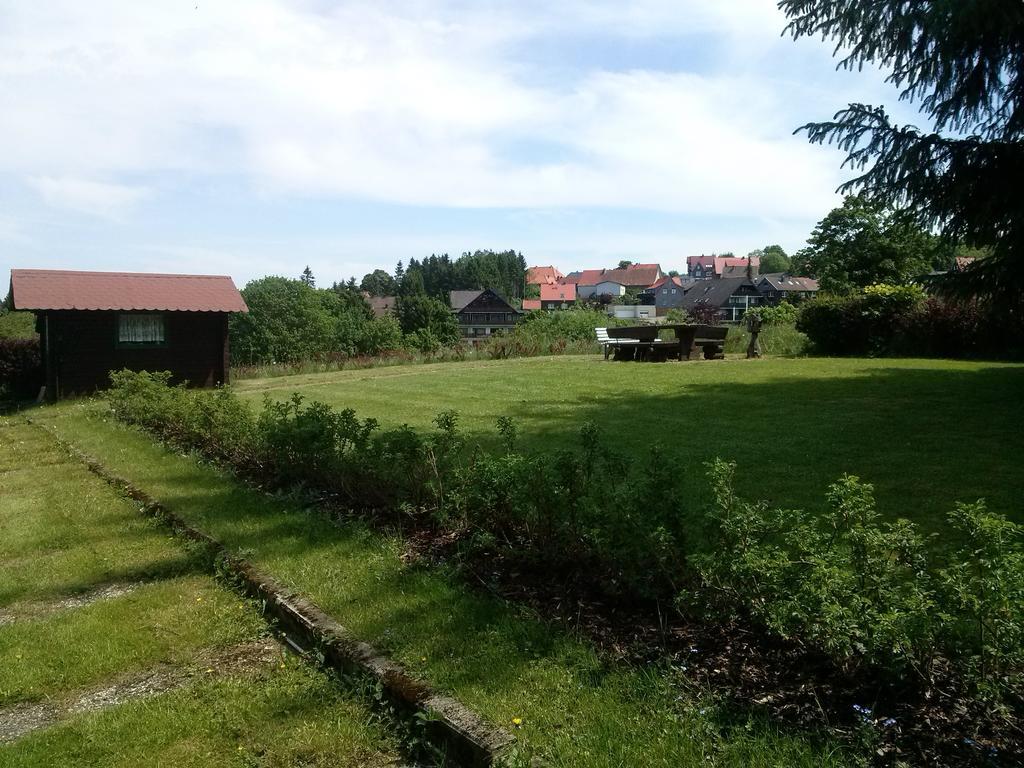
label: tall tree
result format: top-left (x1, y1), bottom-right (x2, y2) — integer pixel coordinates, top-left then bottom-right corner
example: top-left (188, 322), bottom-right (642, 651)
top-left (300, 265), bottom-right (316, 288)
top-left (360, 269), bottom-right (397, 296)
top-left (748, 245), bottom-right (791, 274)
top-left (792, 195), bottom-right (948, 293)
top-left (779, 0), bottom-right (1024, 307)
top-left (394, 294), bottom-right (461, 344)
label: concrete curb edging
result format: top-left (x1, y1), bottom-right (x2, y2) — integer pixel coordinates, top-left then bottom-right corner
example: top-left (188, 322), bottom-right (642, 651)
top-left (44, 427), bottom-right (517, 768)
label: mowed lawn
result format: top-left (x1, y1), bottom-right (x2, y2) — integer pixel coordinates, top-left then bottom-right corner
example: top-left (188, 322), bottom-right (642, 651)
top-left (0, 419), bottom-right (400, 767)
top-left (236, 355), bottom-right (1024, 530)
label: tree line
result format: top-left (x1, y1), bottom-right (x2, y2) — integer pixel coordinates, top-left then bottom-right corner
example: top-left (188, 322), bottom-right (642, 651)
top-left (358, 250), bottom-right (528, 301)
top-left (229, 249), bottom-right (528, 366)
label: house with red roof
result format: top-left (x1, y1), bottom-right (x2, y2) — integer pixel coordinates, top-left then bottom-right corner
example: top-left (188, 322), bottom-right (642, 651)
top-left (567, 263), bottom-right (665, 299)
top-left (9, 269), bottom-right (248, 400)
top-left (539, 283), bottom-right (576, 310)
top-left (526, 265), bottom-right (564, 289)
top-left (687, 255), bottom-right (759, 280)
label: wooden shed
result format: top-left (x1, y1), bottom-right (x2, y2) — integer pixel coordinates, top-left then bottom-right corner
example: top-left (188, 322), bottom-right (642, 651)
top-left (9, 269), bottom-right (248, 400)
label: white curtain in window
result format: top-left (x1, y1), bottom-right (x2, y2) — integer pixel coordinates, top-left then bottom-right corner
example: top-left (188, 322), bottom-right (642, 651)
top-left (119, 314), bottom-right (165, 343)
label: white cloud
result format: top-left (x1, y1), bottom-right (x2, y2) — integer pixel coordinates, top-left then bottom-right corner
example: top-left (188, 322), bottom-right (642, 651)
top-left (27, 177), bottom-right (151, 219)
top-left (0, 0), bottom-right (905, 224)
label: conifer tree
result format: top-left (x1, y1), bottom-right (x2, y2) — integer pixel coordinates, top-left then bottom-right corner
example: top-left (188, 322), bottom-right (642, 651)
top-left (780, 0), bottom-right (1024, 307)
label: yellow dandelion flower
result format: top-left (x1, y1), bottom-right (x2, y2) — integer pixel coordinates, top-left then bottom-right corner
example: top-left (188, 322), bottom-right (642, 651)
top-left (512, 717), bottom-right (523, 727)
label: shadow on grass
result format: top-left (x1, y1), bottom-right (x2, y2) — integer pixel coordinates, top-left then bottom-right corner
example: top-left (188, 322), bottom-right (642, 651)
top-left (478, 361), bottom-right (1024, 532)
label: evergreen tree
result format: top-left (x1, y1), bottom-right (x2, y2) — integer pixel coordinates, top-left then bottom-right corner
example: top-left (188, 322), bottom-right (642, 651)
top-left (779, 0), bottom-right (1024, 307)
top-left (300, 265), bottom-right (316, 288)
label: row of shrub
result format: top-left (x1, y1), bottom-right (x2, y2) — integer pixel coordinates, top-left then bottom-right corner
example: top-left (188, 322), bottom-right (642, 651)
top-left (231, 307), bottom-right (617, 378)
top-left (797, 284), bottom-right (1024, 359)
top-left (0, 338), bottom-right (42, 400)
top-left (105, 370), bottom-right (1023, 702)
top-left (689, 461), bottom-right (1023, 696)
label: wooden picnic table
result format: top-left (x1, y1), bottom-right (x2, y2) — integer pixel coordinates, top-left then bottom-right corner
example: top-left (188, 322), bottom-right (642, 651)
top-left (606, 324), bottom-right (727, 361)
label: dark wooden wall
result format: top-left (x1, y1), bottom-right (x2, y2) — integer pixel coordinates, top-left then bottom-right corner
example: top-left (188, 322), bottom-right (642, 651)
top-left (42, 311), bottom-right (229, 399)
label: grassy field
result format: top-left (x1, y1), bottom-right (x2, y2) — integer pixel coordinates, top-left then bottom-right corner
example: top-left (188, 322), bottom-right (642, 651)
top-left (235, 355), bottom-right (1024, 531)
top-left (33, 403), bottom-right (856, 768)
top-left (0, 419), bottom-right (400, 767)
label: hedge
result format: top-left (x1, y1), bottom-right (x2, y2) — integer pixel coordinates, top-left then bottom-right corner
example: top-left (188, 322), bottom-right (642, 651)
top-left (0, 338), bottom-right (43, 400)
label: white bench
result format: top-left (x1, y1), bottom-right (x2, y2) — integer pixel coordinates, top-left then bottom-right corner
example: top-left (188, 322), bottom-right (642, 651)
top-left (595, 327), bottom-right (640, 360)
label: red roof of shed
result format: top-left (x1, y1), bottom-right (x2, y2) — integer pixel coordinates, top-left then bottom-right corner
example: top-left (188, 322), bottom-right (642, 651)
top-left (10, 269), bottom-right (248, 313)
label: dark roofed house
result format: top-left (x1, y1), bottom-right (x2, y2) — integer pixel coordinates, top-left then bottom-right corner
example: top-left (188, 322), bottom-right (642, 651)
top-left (678, 276), bottom-right (763, 322)
top-left (449, 289), bottom-right (521, 342)
top-left (756, 273), bottom-right (819, 303)
top-left (10, 269), bottom-right (247, 400)
top-left (641, 275), bottom-right (697, 315)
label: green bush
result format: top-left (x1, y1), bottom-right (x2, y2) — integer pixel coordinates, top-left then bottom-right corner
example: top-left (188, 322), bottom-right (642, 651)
top-left (395, 295), bottom-right (461, 346)
top-left (0, 311), bottom-right (37, 340)
top-left (0, 338), bottom-right (43, 400)
top-left (230, 277), bottom-right (376, 365)
top-left (939, 502), bottom-right (1024, 698)
top-left (796, 284), bottom-right (1022, 359)
top-left (105, 370), bottom-right (1024, 700)
top-left (723, 323), bottom-right (809, 357)
top-left (746, 302), bottom-right (798, 326)
top-left (686, 460), bottom-right (1023, 697)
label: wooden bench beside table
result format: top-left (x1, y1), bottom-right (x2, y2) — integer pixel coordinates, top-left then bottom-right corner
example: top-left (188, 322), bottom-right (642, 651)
top-left (601, 324), bottom-right (730, 361)
top-left (694, 325), bottom-right (728, 359)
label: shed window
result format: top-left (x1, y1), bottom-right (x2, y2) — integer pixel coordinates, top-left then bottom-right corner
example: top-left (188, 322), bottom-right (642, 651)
top-left (118, 314), bottom-right (166, 344)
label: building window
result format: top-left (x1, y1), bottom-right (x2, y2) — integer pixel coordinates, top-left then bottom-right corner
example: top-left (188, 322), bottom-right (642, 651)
top-left (118, 314), bottom-right (166, 345)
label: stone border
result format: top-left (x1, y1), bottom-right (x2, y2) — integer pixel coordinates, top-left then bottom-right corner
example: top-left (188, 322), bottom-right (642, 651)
top-left (41, 427), bottom-right (516, 768)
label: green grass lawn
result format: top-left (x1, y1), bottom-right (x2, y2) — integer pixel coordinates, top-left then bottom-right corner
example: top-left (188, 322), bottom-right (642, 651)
top-left (0, 424), bottom-right (197, 607)
top-left (0, 419), bottom-right (400, 767)
top-left (235, 355), bottom-right (1024, 531)
top-left (33, 404), bottom-right (856, 768)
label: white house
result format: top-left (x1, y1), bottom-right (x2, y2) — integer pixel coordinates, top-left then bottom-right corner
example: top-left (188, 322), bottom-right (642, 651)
top-left (578, 280), bottom-right (626, 299)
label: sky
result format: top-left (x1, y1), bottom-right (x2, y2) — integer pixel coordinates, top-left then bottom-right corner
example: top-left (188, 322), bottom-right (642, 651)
top-left (0, 0), bottom-right (927, 287)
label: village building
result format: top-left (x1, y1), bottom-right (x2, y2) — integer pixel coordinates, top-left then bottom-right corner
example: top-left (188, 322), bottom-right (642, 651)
top-left (578, 280), bottom-right (626, 300)
top-left (567, 263), bottom-right (665, 299)
top-left (677, 276), bottom-right (763, 322)
top-left (756, 273), bottom-right (820, 303)
top-left (449, 289), bottom-right (521, 341)
top-left (540, 283), bottom-right (576, 310)
top-left (526, 265), bottom-right (564, 289)
top-left (641, 275), bottom-right (698, 314)
top-left (9, 269), bottom-right (247, 400)
top-left (687, 255), bottom-right (760, 280)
